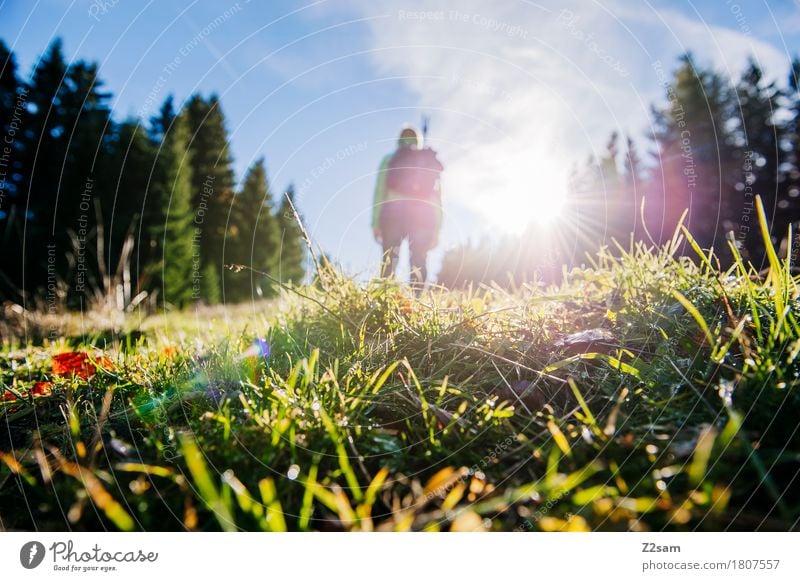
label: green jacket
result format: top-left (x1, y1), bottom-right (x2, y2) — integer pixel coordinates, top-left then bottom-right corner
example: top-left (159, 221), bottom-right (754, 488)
top-left (372, 149), bottom-right (443, 230)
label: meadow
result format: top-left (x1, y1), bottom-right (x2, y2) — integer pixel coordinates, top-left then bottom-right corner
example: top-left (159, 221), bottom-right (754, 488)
top-left (1, 202), bottom-right (798, 532)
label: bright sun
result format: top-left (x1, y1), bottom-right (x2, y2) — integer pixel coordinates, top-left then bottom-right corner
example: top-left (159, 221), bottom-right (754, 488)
top-left (477, 165), bottom-right (568, 233)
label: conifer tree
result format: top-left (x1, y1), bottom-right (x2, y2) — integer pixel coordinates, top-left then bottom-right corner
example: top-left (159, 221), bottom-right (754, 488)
top-left (732, 59), bottom-right (782, 266)
top-left (649, 54), bottom-right (736, 254)
top-left (149, 95), bottom-right (176, 142)
top-left (98, 119), bottom-right (156, 301)
top-left (18, 39), bottom-right (69, 294)
top-left (227, 157), bottom-right (280, 300)
top-left (201, 262), bottom-right (221, 305)
top-left (0, 40), bottom-right (25, 298)
top-left (776, 57), bottom-right (800, 258)
top-left (19, 39), bottom-right (112, 303)
top-left (152, 112), bottom-right (195, 308)
top-left (184, 93), bottom-right (235, 302)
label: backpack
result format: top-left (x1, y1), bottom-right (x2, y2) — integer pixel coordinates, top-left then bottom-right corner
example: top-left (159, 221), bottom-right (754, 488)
top-left (385, 147), bottom-right (443, 199)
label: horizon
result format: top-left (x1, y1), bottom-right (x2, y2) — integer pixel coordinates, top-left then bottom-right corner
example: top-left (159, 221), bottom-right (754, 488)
top-left (3, 0), bottom-right (800, 279)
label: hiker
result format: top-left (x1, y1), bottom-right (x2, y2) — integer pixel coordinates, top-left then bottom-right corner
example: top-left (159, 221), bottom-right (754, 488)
top-left (372, 125), bottom-right (444, 287)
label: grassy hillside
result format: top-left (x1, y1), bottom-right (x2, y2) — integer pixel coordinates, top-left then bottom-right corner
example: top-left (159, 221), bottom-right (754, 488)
top-left (1, 207), bottom-right (799, 531)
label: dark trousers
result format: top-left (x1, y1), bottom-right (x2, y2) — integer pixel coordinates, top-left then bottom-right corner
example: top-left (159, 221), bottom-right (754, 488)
top-left (379, 199), bottom-right (437, 286)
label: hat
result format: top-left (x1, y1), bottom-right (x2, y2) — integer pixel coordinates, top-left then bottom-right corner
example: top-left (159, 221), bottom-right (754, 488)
top-left (398, 126), bottom-right (421, 149)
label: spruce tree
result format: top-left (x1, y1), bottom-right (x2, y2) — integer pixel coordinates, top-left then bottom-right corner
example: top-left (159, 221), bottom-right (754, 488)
top-left (152, 112), bottom-right (195, 308)
top-left (777, 57), bottom-right (800, 260)
top-left (135, 96), bottom-right (175, 298)
top-left (184, 93), bottom-right (235, 302)
top-left (227, 158), bottom-right (280, 300)
top-left (0, 40), bottom-right (25, 298)
top-left (201, 263), bottom-right (221, 304)
top-left (649, 54), bottom-right (736, 256)
top-left (18, 40), bottom-right (112, 304)
top-left (149, 95), bottom-right (175, 142)
top-left (18, 39), bottom-right (69, 295)
top-left (98, 119), bottom-right (156, 303)
top-left (732, 59), bottom-right (782, 267)
top-left (57, 59), bottom-right (112, 307)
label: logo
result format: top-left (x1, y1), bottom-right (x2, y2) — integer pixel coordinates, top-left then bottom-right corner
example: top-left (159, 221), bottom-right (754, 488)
top-left (20, 541), bottom-right (46, 569)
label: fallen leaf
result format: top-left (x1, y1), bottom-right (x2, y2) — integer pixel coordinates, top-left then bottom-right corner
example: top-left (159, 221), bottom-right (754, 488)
top-left (555, 329), bottom-right (617, 355)
top-left (31, 381), bottom-right (53, 396)
top-left (52, 352), bottom-right (113, 379)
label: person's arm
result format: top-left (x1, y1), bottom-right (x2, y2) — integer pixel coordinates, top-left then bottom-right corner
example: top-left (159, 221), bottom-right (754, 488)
top-left (372, 155), bottom-right (391, 235)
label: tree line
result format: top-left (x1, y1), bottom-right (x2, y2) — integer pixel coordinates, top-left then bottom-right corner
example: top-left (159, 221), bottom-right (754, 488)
top-left (439, 54), bottom-right (800, 287)
top-left (0, 39), bottom-right (304, 310)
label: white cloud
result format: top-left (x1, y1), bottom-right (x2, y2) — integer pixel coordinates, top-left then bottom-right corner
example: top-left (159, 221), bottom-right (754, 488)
top-left (634, 4), bottom-right (790, 81)
top-left (346, 0), bottom-right (792, 234)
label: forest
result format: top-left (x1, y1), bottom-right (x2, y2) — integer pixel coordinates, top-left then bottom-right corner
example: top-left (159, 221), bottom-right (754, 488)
top-left (0, 39), bottom-right (305, 311)
top-left (440, 54), bottom-right (800, 287)
top-left (3, 15), bottom-right (800, 538)
top-left (4, 38), bottom-right (800, 301)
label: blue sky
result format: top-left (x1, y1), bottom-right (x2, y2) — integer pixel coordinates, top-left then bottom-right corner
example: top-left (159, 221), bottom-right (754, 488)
top-left (2, 0), bottom-right (800, 279)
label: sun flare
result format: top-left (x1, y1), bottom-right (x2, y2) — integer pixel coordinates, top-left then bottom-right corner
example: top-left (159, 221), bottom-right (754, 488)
top-left (473, 162), bottom-right (568, 233)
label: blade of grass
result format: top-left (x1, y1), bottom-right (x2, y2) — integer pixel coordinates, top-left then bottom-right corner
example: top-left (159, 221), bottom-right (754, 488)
top-left (179, 434), bottom-right (236, 531)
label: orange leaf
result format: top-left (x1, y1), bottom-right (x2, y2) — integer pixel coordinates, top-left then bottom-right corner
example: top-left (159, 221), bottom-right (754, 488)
top-left (161, 346), bottom-right (178, 358)
top-left (2, 381), bottom-right (52, 401)
top-left (52, 352), bottom-right (113, 379)
top-left (31, 381), bottom-right (53, 396)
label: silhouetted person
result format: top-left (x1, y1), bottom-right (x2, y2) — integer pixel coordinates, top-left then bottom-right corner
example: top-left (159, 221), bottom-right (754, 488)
top-left (372, 126), bottom-right (443, 288)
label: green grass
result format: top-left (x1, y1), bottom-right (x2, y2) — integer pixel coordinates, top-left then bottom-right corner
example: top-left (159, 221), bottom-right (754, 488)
top-left (2, 201), bottom-right (800, 531)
